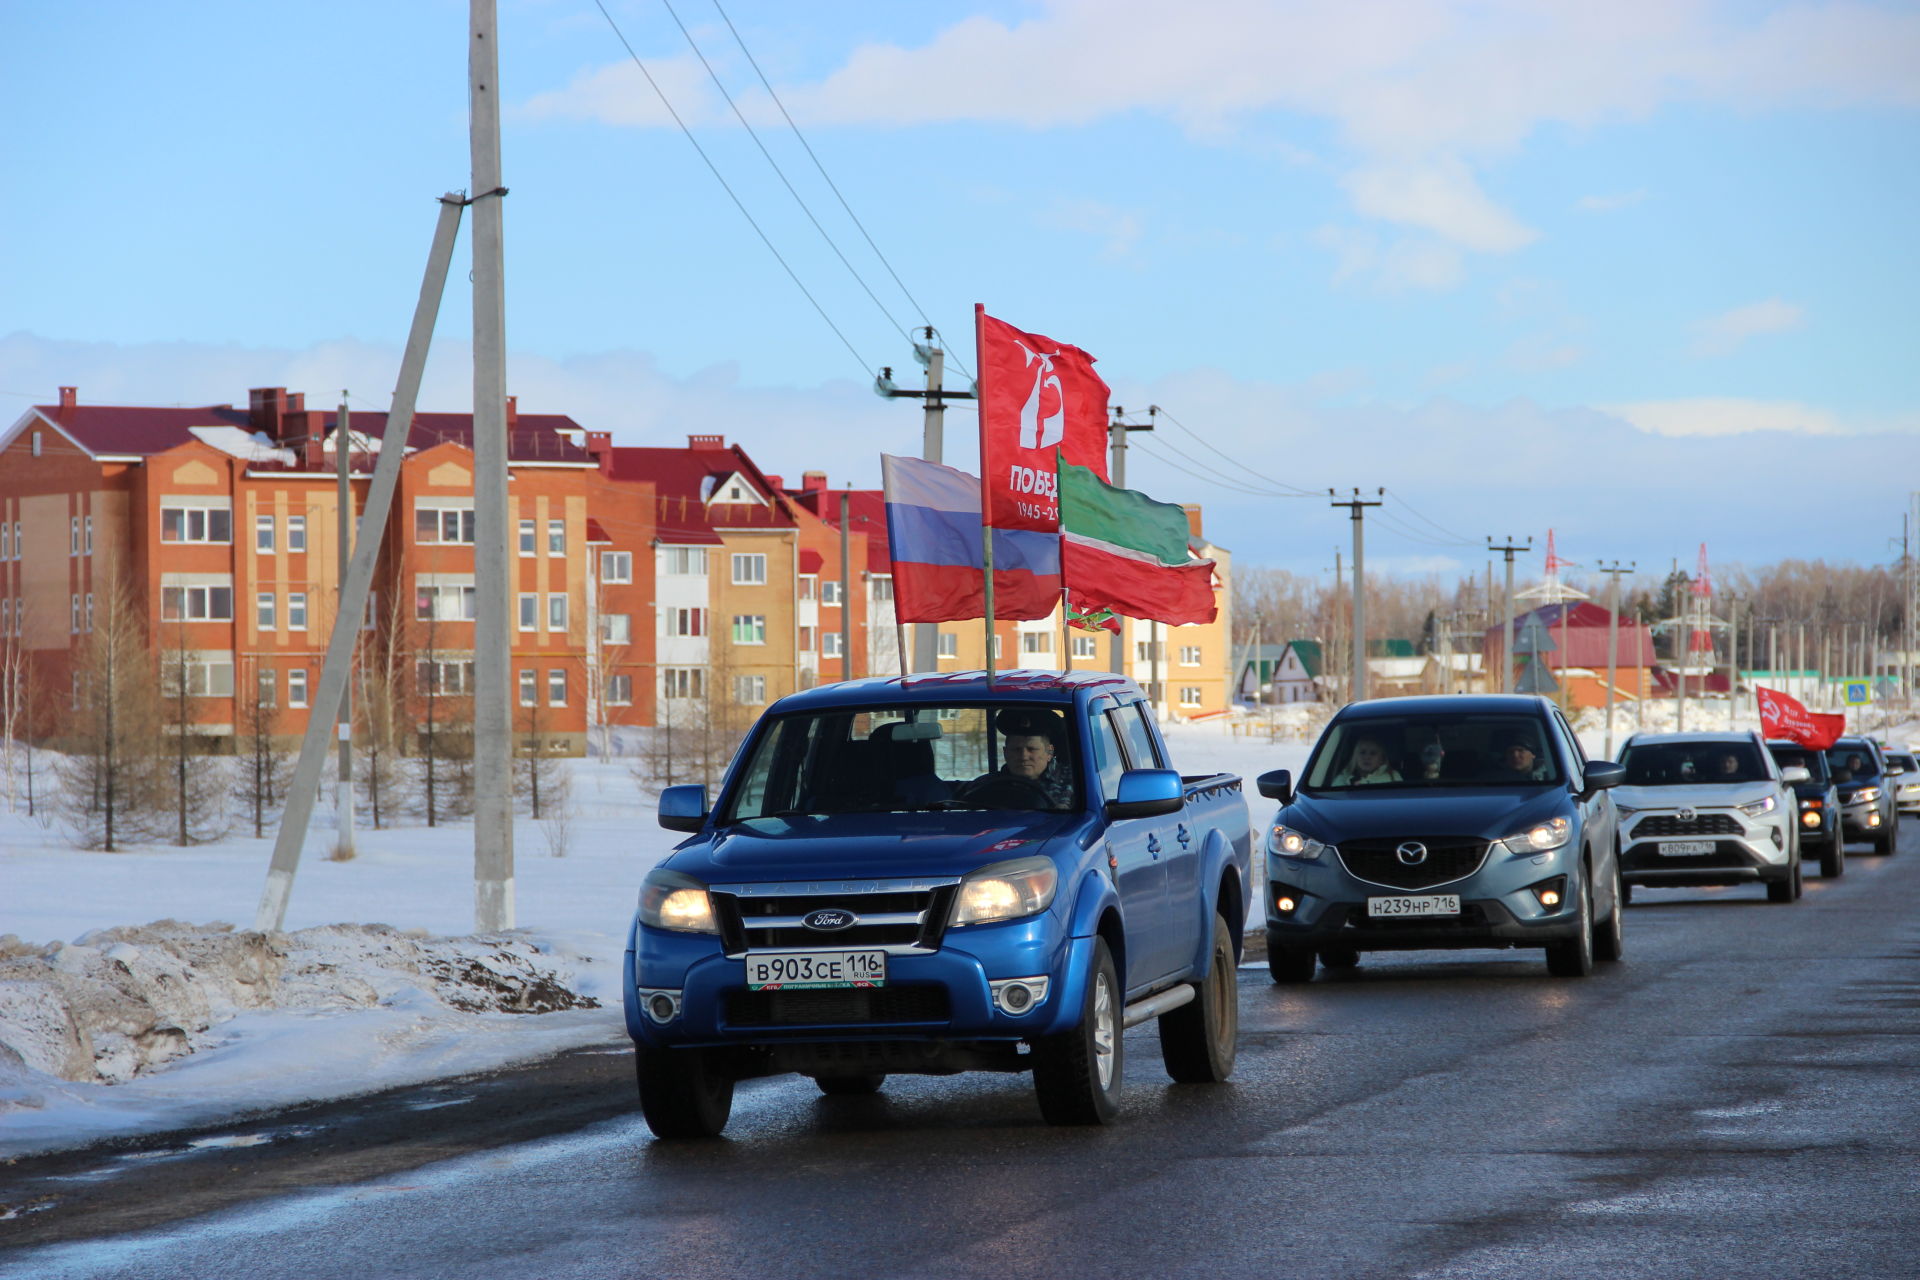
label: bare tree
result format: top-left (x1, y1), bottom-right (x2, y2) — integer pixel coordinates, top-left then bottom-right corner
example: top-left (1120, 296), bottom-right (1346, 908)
top-left (157, 621), bottom-right (231, 845)
top-left (232, 657), bottom-right (293, 839)
top-left (0, 599), bottom-right (41, 817)
top-left (55, 571), bottom-right (164, 850)
top-left (513, 681), bottom-right (569, 821)
top-left (355, 583), bottom-right (414, 829)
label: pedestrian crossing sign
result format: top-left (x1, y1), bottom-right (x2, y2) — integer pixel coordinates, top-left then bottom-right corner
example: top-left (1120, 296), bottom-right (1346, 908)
top-left (1840, 680), bottom-right (1872, 706)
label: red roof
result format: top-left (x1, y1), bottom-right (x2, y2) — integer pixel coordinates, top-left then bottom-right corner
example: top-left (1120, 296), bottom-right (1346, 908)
top-left (585, 518), bottom-right (611, 545)
top-left (1485, 601), bottom-right (1658, 668)
top-left (603, 443), bottom-right (797, 546)
top-left (792, 486), bottom-right (891, 571)
top-left (31, 403), bottom-right (252, 456)
top-left (799, 549), bottom-right (824, 574)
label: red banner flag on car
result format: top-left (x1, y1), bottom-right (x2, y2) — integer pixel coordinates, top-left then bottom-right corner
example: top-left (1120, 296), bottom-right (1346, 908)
top-left (1755, 686), bottom-right (1845, 750)
top-left (975, 307), bottom-right (1110, 537)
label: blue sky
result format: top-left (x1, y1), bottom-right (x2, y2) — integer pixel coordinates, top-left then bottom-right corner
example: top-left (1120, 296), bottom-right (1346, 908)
top-left (4, 0), bottom-right (1918, 587)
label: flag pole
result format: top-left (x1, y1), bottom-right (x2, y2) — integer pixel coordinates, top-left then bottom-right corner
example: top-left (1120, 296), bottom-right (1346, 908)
top-left (976, 303), bottom-right (996, 683)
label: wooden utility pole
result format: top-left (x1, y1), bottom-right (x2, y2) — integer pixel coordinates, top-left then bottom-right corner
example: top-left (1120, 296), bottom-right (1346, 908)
top-left (1331, 490), bottom-right (1383, 703)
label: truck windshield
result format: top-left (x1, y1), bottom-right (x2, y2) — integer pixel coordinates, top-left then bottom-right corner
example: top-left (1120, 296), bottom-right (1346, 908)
top-left (720, 703), bottom-right (1080, 821)
top-left (1302, 715), bottom-right (1561, 790)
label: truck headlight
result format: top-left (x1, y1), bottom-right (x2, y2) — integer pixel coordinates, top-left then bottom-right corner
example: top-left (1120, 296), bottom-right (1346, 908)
top-left (1501, 816), bottom-right (1571, 855)
top-left (1270, 824), bottom-right (1328, 860)
top-left (638, 868), bottom-right (718, 934)
top-left (1739, 796), bottom-right (1777, 817)
top-left (953, 855), bottom-right (1058, 926)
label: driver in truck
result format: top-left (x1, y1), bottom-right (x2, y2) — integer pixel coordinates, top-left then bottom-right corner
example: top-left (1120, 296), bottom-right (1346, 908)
top-left (962, 708), bottom-right (1074, 809)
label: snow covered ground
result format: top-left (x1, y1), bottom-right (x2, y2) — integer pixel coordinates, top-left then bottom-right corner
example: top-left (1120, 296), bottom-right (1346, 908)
top-left (2, 701), bottom-right (1908, 1161)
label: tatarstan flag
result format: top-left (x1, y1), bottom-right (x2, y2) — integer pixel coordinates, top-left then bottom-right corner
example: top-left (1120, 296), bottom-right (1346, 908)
top-left (1057, 456), bottom-right (1217, 625)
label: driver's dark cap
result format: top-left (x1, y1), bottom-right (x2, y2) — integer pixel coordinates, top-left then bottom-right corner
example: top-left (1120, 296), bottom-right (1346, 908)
top-left (995, 708), bottom-right (1062, 743)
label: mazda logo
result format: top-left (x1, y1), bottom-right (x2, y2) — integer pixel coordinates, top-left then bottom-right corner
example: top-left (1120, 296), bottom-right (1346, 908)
top-left (802, 908), bottom-right (856, 932)
top-left (1678, 807), bottom-right (1696, 822)
top-left (1395, 841), bottom-right (1428, 866)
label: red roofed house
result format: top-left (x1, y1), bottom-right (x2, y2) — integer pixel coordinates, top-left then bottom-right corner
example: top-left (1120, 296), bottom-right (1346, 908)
top-left (1482, 601), bottom-right (1658, 709)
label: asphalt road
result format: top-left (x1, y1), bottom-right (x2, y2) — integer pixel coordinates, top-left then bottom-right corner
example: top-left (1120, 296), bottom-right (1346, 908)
top-left (4, 822), bottom-right (1918, 1280)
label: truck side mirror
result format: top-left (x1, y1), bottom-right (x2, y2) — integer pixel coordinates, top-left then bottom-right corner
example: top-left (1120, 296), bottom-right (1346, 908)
top-left (658, 784), bottom-right (710, 833)
top-left (1256, 769), bottom-right (1292, 805)
top-left (1105, 768), bottom-right (1184, 821)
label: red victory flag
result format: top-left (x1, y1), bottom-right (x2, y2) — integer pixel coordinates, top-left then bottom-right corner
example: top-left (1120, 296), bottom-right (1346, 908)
top-left (975, 307), bottom-right (1111, 539)
top-left (1755, 686), bottom-right (1845, 750)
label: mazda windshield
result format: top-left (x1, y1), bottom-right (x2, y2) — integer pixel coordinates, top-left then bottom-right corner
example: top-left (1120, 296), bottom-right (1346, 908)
top-left (1301, 714), bottom-right (1562, 790)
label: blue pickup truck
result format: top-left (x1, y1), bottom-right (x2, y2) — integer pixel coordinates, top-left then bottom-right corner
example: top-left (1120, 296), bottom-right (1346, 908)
top-left (624, 670), bottom-right (1252, 1137)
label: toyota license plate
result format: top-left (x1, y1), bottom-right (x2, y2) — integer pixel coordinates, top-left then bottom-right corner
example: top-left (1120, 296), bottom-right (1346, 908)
top-left (1367, 895), bottom-right (1460, 918)
top-left (1658, 840), bottom-right (1715, 856)
top-left (745, 950), bottom-right (886, 991)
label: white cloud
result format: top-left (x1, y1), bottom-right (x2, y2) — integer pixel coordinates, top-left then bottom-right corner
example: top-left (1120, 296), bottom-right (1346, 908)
top-left (1577, 190), bottom-right (1647, 213)
top-left (1342, 157), bottom-right (1538, 253)
top-left (1691, 299), bottom-right (1806, 357)
top-left (1600, 397), bottom-right (1848, 438)
top-left (1313, 226), bottom-right (1464, 292)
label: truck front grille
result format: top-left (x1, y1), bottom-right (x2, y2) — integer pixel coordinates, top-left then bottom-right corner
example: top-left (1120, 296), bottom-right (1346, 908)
top-left (1633, 813), bottom-right (1742, 838)
top-left (723, 985), bottom-right (951, 1027)
top-left (710, 882), bottom-right (958, 955)
top-left (1337, 837), bottom-right (1489, 890)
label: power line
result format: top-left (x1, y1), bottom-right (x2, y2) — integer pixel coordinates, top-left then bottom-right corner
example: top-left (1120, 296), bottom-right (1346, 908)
top-left (591, 0), bottom-right (873, 380)
top-left (1129, 431), bottom-right (1310, 499)
top-left (1127, 435), bottom-right (1305, 498)
top-left (1381, 486), bottom-right (1479, 546)
top-left (1153, 405), bottom-right (1321, 496)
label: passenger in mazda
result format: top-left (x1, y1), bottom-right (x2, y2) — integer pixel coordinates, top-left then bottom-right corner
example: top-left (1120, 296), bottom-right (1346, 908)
top-left (1497, 737), bottom-right (1551, 781)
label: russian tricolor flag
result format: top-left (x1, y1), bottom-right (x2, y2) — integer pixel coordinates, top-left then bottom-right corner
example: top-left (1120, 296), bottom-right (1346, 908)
top-left (881, 454), bottom-right (1060, 623)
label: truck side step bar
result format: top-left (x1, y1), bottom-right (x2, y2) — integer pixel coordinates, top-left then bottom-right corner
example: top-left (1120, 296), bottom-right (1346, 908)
top-left (1121, 984), bottom-right (1195, 1029)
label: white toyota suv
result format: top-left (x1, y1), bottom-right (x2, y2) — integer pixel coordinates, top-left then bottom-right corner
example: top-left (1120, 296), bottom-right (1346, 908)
top-left (1614, 731), bottom-right (1808, 904)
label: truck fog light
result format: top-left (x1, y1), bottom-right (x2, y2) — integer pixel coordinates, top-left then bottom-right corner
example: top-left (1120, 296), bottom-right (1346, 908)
top-left (990, 976), bottom-right (1049, 1014)
top-left (638, 988), bottom-right (682, 1024)
top-left (1528, 876), bottom-right (1567, 910)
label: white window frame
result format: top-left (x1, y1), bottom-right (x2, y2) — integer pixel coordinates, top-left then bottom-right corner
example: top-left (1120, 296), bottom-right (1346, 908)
top-left (287, 592), bottom-right (307, 631)
top-left (288, 668), bottom-right (309, 707)
top-left (518, 519), bottom-right (536, 556)
top-left (547, 519), bottom-right (566, 557)
top-left (937, 633), bottom-right (958, 658)
top-left (733, 674), bottom-right (767, 706)
top-left (547, 593), bottom-right (568, 632)
top-left (607, 673), bottom-right (633, 706)
top-left (415, 583), bottom-right (477, 622)
top-left (256, 592), bottom-right (276, 630)
top-left (517, 593), bottom-right (537, 631)
top-left (600, 612), bottom-right (631, 645)
top-left (84, 515), bottom-right (92, 556)
top-left (822, 632), bottom-right (843, 658)
top-left (256, 514), bottom-right (276, 553)
top-left (1021, 631), bottom-right (1052, 655)
top-left (1179, 686), bottom-right (1204, 707)
top-left (1072, 634), bottom-right (1100, 659)
top-left (1180, 645), bottom-right (1203, 667)
top-left (600, 550), bottom-right (632, 583)
top-left (663, 667), bottom-right (705, 700)
top-left (732, 614), bottom-right (767, 645)
top-left (798, 575), bottom-right (816, 601)
top-left (547, 669), bottom-right (567, 706)
top-left (664, 547), bottom-right (707, 575)
top-left (732, 553), bottom-right (768, 585)
top-left (161, 584), bottom-right (235, 622)
top-left (518, 669), bottom-right (537, 706)
top-left (69, 516), bottom-right (79, 556)
top-left (287, 515), bottom-right (306, 553)
top-left (821, 579), bottom-right (843, 605)
top-left (160, 504), bottom-right (233, 545)
top-left (666, 607), bottom-right (706, 637)
top-left (413, 502), bottom-right (476, 545)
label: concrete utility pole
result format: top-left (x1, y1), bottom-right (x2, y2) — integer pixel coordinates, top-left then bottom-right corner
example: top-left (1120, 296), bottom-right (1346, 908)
top-left (1597, 561), bottom-right (1635, 759)
top-left (876, 330), bottom-right (975, 675)
top-left (335, 397), bottom-right (355, 860)
top-left (1109, 405), bottom-right (1156, 678)
top-left (469, 0), bottom-right (514, 931)
top-left (839, 489), bottom-right (853, 682)
top-left (1487, 537), bottom-right (1531, 695)
top-left (1331, 490), bottom-right (1383, 703)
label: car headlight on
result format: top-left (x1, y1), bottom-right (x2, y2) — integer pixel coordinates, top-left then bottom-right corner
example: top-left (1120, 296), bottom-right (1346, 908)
top-left (1854, 787), bottom-right (1881, 803)
top-left (638, 868), bottom-right (718, 934)
top-left (1501, 816), bottom-right (1571, 856)
top-left (1269, 824), bottom-right (1329, 860)
top-left (1739, 796), bottom-right (1777, 817)
top-left (953, 855), bottom-right (1059, 926)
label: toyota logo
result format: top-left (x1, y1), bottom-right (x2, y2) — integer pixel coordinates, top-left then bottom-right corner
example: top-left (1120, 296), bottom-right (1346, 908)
top-left (802, 908), bottom-right (857, 932)
top-left (1678, 807), bottom-right (1696, 822)
top-left (1395, 841), bottom-right (1428, 866)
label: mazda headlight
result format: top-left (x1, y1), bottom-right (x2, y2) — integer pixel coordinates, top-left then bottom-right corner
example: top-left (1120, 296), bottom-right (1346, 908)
top-left (953, 855), bottom-right (1058, 926)
top-left (1854, 787), bottom-right (1881, 803)
top-left (638, 868), bottom-right (718, 934)
top-left (1739, 796), bottom-right (1777, 817)
top-left (1501, 816), bottom-right (1571, 856)
top-left (1269, 824), bottom-right (1329, 861)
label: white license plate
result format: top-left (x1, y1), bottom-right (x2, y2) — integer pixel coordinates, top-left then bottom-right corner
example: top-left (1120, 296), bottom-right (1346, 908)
top-left (1658, 840), bottom-right (1715, 856)
top-left (1367, 894), bottom-right (1460, 918)
top-left (745, 950), bottom-right (887, 991)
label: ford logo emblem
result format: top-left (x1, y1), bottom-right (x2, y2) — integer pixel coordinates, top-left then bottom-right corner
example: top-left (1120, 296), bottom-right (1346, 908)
top-left (1395, 841), bottom-right (1428, 866)
top-left (802, 908), bottom-right (857, 932)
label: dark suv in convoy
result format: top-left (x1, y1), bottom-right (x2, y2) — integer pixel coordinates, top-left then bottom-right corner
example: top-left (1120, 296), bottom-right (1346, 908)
top-left (1766, 740), bottom-right (1843, 879)
top-left (1827, 737), bottom-right (1898, 855)
top-left (1257, 695), bottom-right (1625, 981)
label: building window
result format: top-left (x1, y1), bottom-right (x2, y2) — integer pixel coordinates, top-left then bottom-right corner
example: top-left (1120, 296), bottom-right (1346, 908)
top-left (547, 520), bottom-right (565, 557)
top-left (518, 593), bottom-right (537, 631)
top-left (32, 432), bottom-right (41, 457)
top-left (165, 655), bottom-right (236, 698)
top-left (798, 625), bottom-right (816, 653)
top-left (1073, 635), bottom-right (1099, 659)
top-left (416, 657), bottom-right (474, 694)
top-left (600, 551), bottom-right (632, 583)
top-left (870, 577), bottom-right (893, 601)
top-left (663, 667), bottom-right (705, 700)
top-left (1021, 632), bottom-right (1053, 655)
top-left (256, 514), bottom-right (276, 553)
top-left (938, 633), bottom-right (958, 658)
top-left (821, 580), bottom-right (842, 605)
top-left (1, 522), bottom-right (9, 558)
top-left (84, 515), bottom-right (92, 555)
top-left (733, 674), bottom-right (767, 705)
top-left (69, 517), bottom-right (79, 556)
top-left (84, 593), bottom-right (93, 632)
top-left (548, 669), bottom-right (567, 705)
top-left (414, 505), bottom-right (475, 545)
top-left (288, 593), bottom-right (307, 630)
top-left (160, 506), bottom-right (232, 544)
top-left (288, 669), bottom-right (309, 707)
top-left (1, 600), bottom-right (8, 635)
top-left (362, 591), bottom-right (379, 631)
top-left (257, 593), bottom-right (276, 630)
top-left (607, 674), bottom-right (632, 705)
top-left (70, 594), bottom-right (79, 633)
top-left (732, 553), bottom-right (768, 585)
top-left (547, 593), bottom-right (568, 631)
top-left (1179, 686), bottom-right (1204, 707)
top-left (415, 583), bottom-right (477, 621)
top-left (1180, 645), bottom-right (1203, 666)
top-left (992, 636), bottom-right (1003, 660)
top-left (823, 632), bottom-right (843, 658)
top-left (519, 669), bottom-right (537, 706)
top-left (1136, 641), bottom-right (1163, 663)
top-left (798, 575), bottom-right (816, 601)
top-left (256, 668), bottom-right (277, 707)
top-left (664, 547), bottom-right (707, 575)
top-left (666, 607), bottom-right (706, 637)
top-left (161, 585), bottom-right (235, 622)
top-left (287, 515), bottom-right (306, 553)
top-left (518, 519), bottom-right (535, 556)
top-left (732, 614), bottom-right (766, 645)
top-left (600, 613), bottom-right (631, 645)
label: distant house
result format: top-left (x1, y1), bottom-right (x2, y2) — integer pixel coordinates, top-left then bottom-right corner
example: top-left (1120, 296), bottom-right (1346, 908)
top-left (1271, 639), bottom-right (1325, 703)
top-left (1367, 656), bottom-right (1426, 697)
top-left (1234, 643), bottom-right (1289, 703)
top-left (1421, 652), bottom-right (1487, 695)
top-left (1484, 602), bottom-right (1657, 709)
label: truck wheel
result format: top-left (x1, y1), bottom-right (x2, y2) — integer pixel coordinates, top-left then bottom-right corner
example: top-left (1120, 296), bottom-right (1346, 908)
top-left (1032, 938), bottom-right (1122, 1125)
top-left (815, 1073), bottom-right (886, 1096)
top-left (1158, 914), bottom-right (1238, 1084)
top-left (1267, 946), bottom-right (1317, 984)
top-left (1544, 876), bottom-right (1595, 977)
top-left (1820, 839), bottom-right (1844, 879)
top-left (1593, 864), bottom-right (1625, 963)
top-left (636, 1047), bottom-right (734, 1139)
top-left (1319, 946), bottom-right (1360, 970)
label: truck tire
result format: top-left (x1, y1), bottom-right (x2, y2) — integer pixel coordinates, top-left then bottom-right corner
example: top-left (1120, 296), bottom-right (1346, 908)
top-left (1266, 945), bottom-right (1316, 984)
top-left (1158, 914), bottom-right (1238, 1084)
top-left (1319, 946), bottom-right (1360, 970)
top-left (1820, 839), bottom-right (1844, 879)
top-left (1544, 875), bottom-right (1595, 977)
top-left (1032, 937), bottom-right (1122, 1125)
top-left (815, 1073), bottom-right (886, 1096)
top-left (636, 1047), bottom-right (734, 1139)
